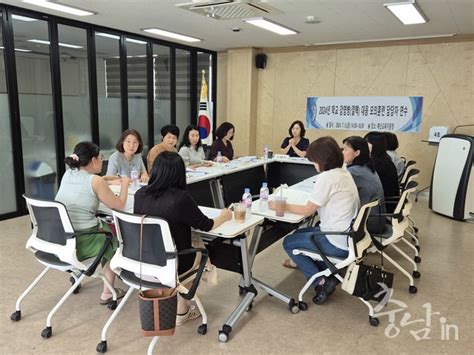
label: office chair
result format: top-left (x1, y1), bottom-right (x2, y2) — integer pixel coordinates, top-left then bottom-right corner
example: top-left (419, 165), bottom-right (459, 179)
top-left (399, 160), bottom-right (416, 186)
top-left (369, 181), bottom-right (420, 294)
top-left (11, 195), bottom-right (118, 339)
top-left (96, 210), bottom-right (209, 354)
top-left (291, 199), bottom-right (382, 326)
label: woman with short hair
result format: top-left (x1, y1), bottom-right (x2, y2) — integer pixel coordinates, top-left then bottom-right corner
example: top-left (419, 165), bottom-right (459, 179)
top-left (280, 120), bottom-right (309, 157)
top-left (272, 136), bottom-right (360, 305)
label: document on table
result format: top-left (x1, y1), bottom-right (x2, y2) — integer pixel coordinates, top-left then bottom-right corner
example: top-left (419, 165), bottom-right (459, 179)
top-left (199, 206), bottom-right (221, 219)
top-left (270, 187), bottom-right (310, 206)
top-left (186, 170), bottom-right (208, 179)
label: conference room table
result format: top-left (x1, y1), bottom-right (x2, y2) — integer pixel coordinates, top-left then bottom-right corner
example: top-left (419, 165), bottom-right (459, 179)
top-left (100, 156), bottom-right (318, 342)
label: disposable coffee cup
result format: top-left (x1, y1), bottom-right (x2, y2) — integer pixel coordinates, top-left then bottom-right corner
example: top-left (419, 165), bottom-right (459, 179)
top-left (267, 150), bottom-right (274, 159)
top-left (274, 196), bottom-right (287, 217)
top-left (234, 203), bottom-right (247, 223)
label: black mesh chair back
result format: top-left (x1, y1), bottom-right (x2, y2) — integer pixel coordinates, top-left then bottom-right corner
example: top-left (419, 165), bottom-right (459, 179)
top-left (117, 218), bottom-right (170, 266)
top-left (24, 195), bottom-right (75, 246)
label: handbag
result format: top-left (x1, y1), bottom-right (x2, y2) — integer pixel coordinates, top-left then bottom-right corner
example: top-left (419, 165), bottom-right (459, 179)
top-left (342, 262), bottom-right (394, 302)
top-left (137, 215), bottom-right (178, 337)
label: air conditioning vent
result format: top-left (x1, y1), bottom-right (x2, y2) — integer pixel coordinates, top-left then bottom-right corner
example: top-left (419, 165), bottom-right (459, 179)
top-left (175, 1), bottom-right (281, 20)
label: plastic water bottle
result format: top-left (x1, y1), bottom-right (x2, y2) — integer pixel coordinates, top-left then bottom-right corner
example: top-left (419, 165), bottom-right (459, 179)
top-left (216, 151), bottom-right (223, 163)
top-left (130, 169), bottom-right (139, 190)
top-left (259, 182), bottom-right (269, 211)
top-left (242, 188), bottom-right (252, 209)
top-left (263, 145), bottom-right (269, 161)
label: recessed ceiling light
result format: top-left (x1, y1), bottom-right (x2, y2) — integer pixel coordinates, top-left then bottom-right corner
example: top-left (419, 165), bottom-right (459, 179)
top-left (384, 0), bottom-right (427, 25)
top-left (126, 38), bottom-right (147, 45)
top-left (11, 14), bottom-right (37, 21)
top-left (142, 28), bottom-right (202, 43)
top-left (244, 17), bottom-right (298, 35)
top-left (22, 0), bottom-right (95, 16)
top-left (28, 39), bottom-right (83, 49)
top-left (96, 32), bottom-right (120, 40)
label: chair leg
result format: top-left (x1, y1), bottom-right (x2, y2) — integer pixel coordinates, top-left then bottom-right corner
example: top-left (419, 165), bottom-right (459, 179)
top-left (391, 244), bottom-right (418, 272)
top-left (11, 267), bottom-right (51, 321)
top-left (378, 251), bottom-right (417, 293)
top-left (42, 273), bottom-right (86, 338)
top-left (97, 287), bottom-right (134, 352)
top-left (358, 298), bottom-right (379, 326)
top-left (147, 336), bottom-right (159, 355)
top-left (400, 237), bottom-right (420, 258)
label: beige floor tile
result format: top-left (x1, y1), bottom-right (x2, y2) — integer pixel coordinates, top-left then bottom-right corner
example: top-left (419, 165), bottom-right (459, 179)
top-left (0, 201), bottom-right (473, 354)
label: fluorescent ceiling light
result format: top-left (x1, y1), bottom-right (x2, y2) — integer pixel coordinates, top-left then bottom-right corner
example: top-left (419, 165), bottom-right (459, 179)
top-left (96, 32), bottom-right (120, 40)
top-left (142, 28), bottom-right (201, 43)
top-left (22, 0), bottom-right (95, 16)
top-left (0, 46), bottom-right (33, 52)
top-left (126, 38), bottom-right (147, 45)
top-left (28, 39), bottom-right (83, 49)
top-left (11, 14), bottom-right (37, 21)
top-left (384, 0), bottom-right (427, 25)
top-left (244, 17), bottom-right (298, 35)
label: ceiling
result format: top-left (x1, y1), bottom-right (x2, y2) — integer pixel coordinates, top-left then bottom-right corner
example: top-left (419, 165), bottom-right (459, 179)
top-left (1, 0), bottom-right (473, 51)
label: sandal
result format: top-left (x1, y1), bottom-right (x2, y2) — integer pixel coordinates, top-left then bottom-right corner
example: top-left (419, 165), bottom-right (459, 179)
top-left (99, 288), bottom-right (126, 305)
top-left (282, 259), bottom-right (298, 269)
top-left (176, 306), bottom-right (201, 326)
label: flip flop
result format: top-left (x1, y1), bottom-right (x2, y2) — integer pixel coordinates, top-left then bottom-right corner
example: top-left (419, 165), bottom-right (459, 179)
top-left (99, 288), bottom-right (126, 305)
top-left (282, 259), bottom-right (298, 269)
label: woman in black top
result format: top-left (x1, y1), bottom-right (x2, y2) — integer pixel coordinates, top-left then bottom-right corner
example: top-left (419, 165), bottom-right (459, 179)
top-left (281, 120), bottom-right (310, 157)
top-left (210, 122), bottom-right (234, 162)
top-left (134, 152), bottom-right (232, 324)
top-left (365, 132), bottom-right (400, 213)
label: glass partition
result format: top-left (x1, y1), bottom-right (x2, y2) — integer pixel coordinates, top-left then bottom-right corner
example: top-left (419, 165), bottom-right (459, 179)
top-left (58, 24), bottom-right (91, 156)
top-left (126, 38), bottom-right (148, 150)
top-left (0, 13), bottom-right (17, 213)
top-left (95, 31), bottom-right (121, 158)
top-left (152, 44), bottom-right (171, 144)
top-left (175, 49), bottom-right (190, 135)
top-left (12, 14), bottom-right (58, 200)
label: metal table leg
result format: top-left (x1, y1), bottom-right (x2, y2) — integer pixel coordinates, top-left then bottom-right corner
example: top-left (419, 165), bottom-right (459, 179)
top-left (218, 236), bottom-right (257, 343)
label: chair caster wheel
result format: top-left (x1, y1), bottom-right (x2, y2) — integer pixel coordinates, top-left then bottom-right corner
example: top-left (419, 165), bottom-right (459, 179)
top-left (246, 302), bottom-right (253, 312)
top-left (414, 256), bottom-right (421, 263)
top-left (415, 245), bottom-right (420, 252)
top-left (369, 316), bottom-right (379, 327)
top-left (413, 271), bottom-right (421, 279)
top-left (409, 286), bottom-right (417, 294)
top-left (414, 227), bottom-right (419, 233)
top-left (107, 300), bottom-right (117, 310)
top-left (96, 341), bottom-right (107, 353)
top-left (218, 325), bottom-right (232, 343)
top-left (298, 302), bottom-right (308, 311)
top-left (197, 324), bottom-right (207, 335)
top-left (10, 310), bottom-right (21, 322)
top-left (288, 299), bottom-right (299, 314)
top-left (238, 286), bottom-right (245, 295)
top-left (41, 326), bottom-right (52, 339)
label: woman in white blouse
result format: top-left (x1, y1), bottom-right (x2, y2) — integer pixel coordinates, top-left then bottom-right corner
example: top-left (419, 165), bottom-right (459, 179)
top-left (178, 125), bottom-right (212, 168)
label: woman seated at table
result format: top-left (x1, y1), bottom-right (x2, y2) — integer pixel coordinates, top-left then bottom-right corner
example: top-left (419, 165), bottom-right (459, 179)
top-left (134, 152), bottom-right (232, 325)
top-left (280, 120), bottom-right (310, 158)
top-left (178, 124), bottom-right (213, 168)
top-left (105, 129), bottom-right (149, 182)
top-left (209, 122), bottom-right (235, 163)
top-left (342, 136), bottom-right (387, 234)
top-left (147, 125), bottom-right (180, 172)
top-left (383, 132), bottom-right (405, 178)
top-left (365, 132), bottom-right (400, 212)
top-left (271, 137), bottom-right (359, 305)
top-left (55, 141), bottom-right (131, 305)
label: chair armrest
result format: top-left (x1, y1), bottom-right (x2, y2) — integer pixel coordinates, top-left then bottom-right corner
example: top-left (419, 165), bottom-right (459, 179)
top-left (177, 248), bottom-right (209, 300)
top-left (309, 232), bottom-right (347, 275)
top-left (74, 231), bottom-right (113, 277)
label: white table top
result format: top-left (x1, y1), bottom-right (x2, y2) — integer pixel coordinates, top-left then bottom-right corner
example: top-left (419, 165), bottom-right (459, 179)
top-left (197, 206), bottom-right (264, 238)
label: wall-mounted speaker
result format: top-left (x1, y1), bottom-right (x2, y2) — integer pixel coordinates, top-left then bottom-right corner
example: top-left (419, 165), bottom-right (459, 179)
top-left (256, 53), bottom-right (267, 69)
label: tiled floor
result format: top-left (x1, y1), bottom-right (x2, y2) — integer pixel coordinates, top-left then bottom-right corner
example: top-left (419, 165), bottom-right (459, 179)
top-left (0, 199), bottom-right (472, 354)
